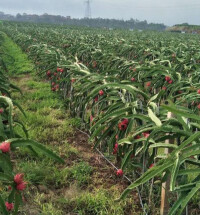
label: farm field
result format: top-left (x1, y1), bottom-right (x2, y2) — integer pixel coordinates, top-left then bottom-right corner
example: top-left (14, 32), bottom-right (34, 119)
top-left (0, 21), bottom-right (200, 214)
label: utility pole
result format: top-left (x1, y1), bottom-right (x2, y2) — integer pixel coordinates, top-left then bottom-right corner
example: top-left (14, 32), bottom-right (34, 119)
top-left (84, 0), bottom-right (92, 18)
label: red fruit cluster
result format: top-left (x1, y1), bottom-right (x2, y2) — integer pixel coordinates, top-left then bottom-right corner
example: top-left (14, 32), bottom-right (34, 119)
top-left (90, 115), bottom-right (94, 122)
top-left (165, 76), bottom-right (173, 84)
top-left (93, 61), bottom-right (97, 68)
top-left (135, 135), bottom-right (141, 139)
top-left (71, 79), bottom-right (76, 83)
top-left (143, 132), bottom-right (150, 138)
top-left (146, 82), bottom-right (151, 87)
top-left (57, 68), bottom-right (64, 73)
top-left (0, 108), bottom-right (3, 114)
top-left (116, 169), bottom-right (123, 176)
top-left (94, 96), bottom-right (99, 102)
top-left (118, 119), bottom-right (129, 131)
top-left (0, 142), bottom-right (10, 153)
top-left (149, 163), bottom-right (155, 169)
top-left (46, 70), bottom-right (51, 77)
top-left (5, 202), bottom-right (14, 211)
top-left (14, 174), bottom-right (27, 191)
top-left (118, 122), bottom-right (127, 131)
top-left (52, 84), bottom-right (59, 92)
top-left (99, 90), bottom-right (104, 96)
top-left (47, 68), bottom-right (64, 92)
top-left (197, 89), bottom-right (200, 94)
top-left (113, 143), bottom-right (118, 154)
top-left (131, 77), bottom-right (135, 82)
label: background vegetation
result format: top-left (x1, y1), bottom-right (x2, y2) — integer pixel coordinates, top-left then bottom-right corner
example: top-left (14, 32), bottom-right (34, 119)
top-left (0, 11), bottom-right (166, 31)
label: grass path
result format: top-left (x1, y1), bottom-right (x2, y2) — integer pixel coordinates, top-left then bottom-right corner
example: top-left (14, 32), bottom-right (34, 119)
top-left (1, 33), bottom-right (141, 215)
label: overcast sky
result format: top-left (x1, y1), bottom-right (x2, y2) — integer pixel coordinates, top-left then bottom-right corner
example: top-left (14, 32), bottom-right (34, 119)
top-left (1, 0), bottom-right (200, 26)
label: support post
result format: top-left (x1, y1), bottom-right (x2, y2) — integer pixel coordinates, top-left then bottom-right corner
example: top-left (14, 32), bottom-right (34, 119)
top-left (160, 112), bottom-right (174, 215)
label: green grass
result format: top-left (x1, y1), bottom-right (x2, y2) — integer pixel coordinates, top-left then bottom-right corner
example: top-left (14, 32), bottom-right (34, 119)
top-left (18, 160), bottom-right (71, 188)
top-left (0, 32), bottom-right (34, 74)
top-left (66, 162), bottom-right (93, 187)
top-left (58, 189), bottom-right (136, 215)
top-left (11, 77), bottom-right (75, 144)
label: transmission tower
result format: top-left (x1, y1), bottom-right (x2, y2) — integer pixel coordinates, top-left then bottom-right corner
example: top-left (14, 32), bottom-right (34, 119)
top-left (85, 0), bottom-right (92, 18)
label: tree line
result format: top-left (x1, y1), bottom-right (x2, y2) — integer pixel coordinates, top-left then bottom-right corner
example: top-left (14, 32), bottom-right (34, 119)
top-left (0, 11), bottom-right (166, 31)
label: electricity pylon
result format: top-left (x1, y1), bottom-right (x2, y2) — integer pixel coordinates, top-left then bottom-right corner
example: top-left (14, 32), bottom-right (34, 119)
top-left (85, 0), bottom-right (91, 18)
